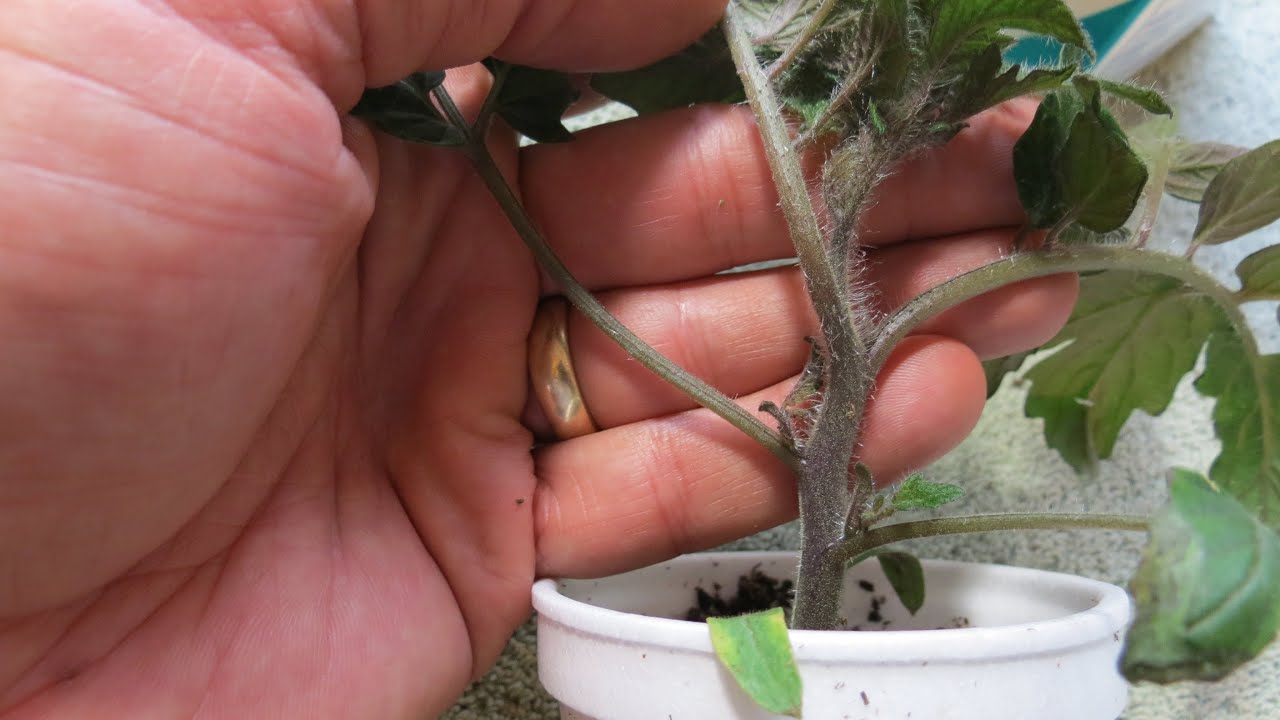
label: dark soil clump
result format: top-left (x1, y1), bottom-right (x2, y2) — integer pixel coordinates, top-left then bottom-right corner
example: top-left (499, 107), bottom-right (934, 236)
top-left (684, 565), bottom-right (794, 621)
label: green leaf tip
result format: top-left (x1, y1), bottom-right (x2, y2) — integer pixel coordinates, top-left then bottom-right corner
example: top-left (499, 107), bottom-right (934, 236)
top-left (708, 608), bottom-right (804, 717)
top-left (892, 473), bottom-right (965, 511)
top-left (1193, 139), bottom-right (1280, 246)
top-left (928, 0), bottom-right (1093, 66)
top-left (481, 60), bottom-right (579, 143)
top-left (1123, 469), bottom-right (1280, 683)
top-left (876, 551), bottom-right (926, 615)
top-left (351, 72), bottom-right (465, 147)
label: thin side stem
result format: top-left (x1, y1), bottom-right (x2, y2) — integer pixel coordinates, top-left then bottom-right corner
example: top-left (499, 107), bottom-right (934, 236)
top-left (766, 0), bottom-right (840, 80)
top-left (431, 84), bottom-right (796, 469)
top-left (869, 245), bottom-right (1254, 380)
top-left (796, 44), bottom-right (879, 147)
top-left (836, 513), bottom-right (1151, 565)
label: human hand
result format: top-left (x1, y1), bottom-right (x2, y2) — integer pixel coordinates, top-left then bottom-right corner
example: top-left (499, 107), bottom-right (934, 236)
top-left (0, 1), bottom-right (1074, 717)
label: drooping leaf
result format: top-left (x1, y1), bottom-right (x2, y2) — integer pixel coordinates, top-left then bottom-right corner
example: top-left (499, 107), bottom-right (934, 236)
top-left (1123, 469), bottom-right (1280, 682)
top-left (1194, 332), bottom-right (1280, 528)
top-left (891, 473), bottom-right (965, 511)
top-left (1236, 246), bottom-right (1280, 299)
top-left (707, 608), bottom-right (803, 718)
top-left (1013, 89), bottom-right (1086, 227)
top-left (590, 29), bottom-right (744, 114)
top-left (1194, 139), bottom-right (1280, 245)
top-left (350, 71), bottom-right (465, 146)
top-left (1163, 141), bottom-right (1248, 203)
top-left (1013, 82), bottom-right (1147, 234)
top-left (1025, 271), bottom-right (1221, 470)
top-left (1090, 77), bottom-right (1173, 116)
top-left (875, 551), bottom-right (926, 615)
top-left (1057, 103), bottom-right (1150, 232)
top-left (982, 351), bottom-right (1033, 398)
top-left (927, 0), bottom-right (1091, 66)
top-left (482, 60), bottom-right (578, 143)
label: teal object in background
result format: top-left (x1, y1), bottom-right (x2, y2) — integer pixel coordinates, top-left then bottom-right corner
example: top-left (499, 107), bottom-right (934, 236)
top-left (1007, 0), bottom-right (1151, 68)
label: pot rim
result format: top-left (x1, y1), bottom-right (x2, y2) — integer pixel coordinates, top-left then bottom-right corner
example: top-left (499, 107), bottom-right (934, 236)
top-left (533, 551), bottom-right (1131, 664)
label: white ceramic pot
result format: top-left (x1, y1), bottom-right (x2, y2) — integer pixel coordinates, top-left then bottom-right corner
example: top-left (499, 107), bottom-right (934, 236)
top-left (533, 551), bottom-right (1132, 720)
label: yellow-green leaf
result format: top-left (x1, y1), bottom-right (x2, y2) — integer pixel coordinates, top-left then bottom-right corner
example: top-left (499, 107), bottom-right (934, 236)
top-left (708, 608), bottom-right (803, 718)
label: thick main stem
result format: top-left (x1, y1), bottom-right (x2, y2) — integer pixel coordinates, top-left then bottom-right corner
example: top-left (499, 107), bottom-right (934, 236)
top-left (431, 85), bottom-right (796, 468)
top-left (726, 5), bottom-right (870, 630)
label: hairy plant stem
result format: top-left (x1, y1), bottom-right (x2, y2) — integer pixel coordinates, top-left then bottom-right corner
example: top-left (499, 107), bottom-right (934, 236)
top-left (727, 4), bottom-right (871, 630)
top-left (766, 0), bottom-right (841, 80)
top-left (430, 84), bottom-right (795, 469)
top-left (836, 513), bottom-right (1150, 566)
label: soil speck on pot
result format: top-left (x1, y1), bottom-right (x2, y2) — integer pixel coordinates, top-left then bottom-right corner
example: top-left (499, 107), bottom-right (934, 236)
top-left (861, 690), bottom-right (870, 705)
top-left (857, 579), bottom-right (875, 593)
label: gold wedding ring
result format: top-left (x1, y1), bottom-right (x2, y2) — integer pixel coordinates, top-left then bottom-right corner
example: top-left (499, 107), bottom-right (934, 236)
top-left (529, 297), bottom-right (598, 440)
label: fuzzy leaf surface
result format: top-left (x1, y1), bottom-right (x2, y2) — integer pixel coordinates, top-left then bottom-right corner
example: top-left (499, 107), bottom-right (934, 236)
top-left (590, 30), bottom-right (744, 114)
top-left (927, 0), bottom-right (1090, 65)
top-left (875, 551), bottom-right (926, 615)
top-left (1025, 272), bottom-right (1220, 469)
top-left (707, 608), bottom-right (803, 717)
top-left (1013, 83), bottom-right (1147, 233)
top-left (1058, 104), bottom-right (1149, 232)
top-left (1164, 141), bottom-right (1247, 203)
top-left (1123, 469), bottom-right (1280, 683)
top-left (1194, 332), bottom-right (1280, 528)
top-left (482, 61), bottom-right (578, 143)
top-left (350, 72), bottom-right (464, 146)
top-left (1237, 246), bottom-right (1280, 299)
top-left (1194, 139), bottom-right (1280, 245)
top-left (891, 474), bottom-right (965, 511)
top-left (947, 43), bottom-right (1075, 119)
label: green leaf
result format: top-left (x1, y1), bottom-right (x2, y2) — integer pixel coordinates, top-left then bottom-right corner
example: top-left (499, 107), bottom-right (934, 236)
top-left (1013, 89), bottom-right (1085, 227)
top-left (1237, 246), bottom-right (1280, 298)
top-left (1025, 272), bottom-right (1221, 470)
top-left (1123, 469), bottom-right (1280, 682)
top-left (1194, 139), bottom-right (1280, 245)
top-left (1194, 332), bottom-right (1280, 528)
top-left (875, 551), bottom-right (926, 615)
top-left (891, 473), bottom-right (965, 511)
top-left (1057, 102), bottom-right (1150, 232)
top-left (482, 60), bottom-right (578, 143)
top-left (1091, 77), bottom-right (1173, 116)
top-left (590, 29), bottom-right (745, 114)
top-left (947, 43), bottom-right (1076, 120)
top-left (707, 608), bottom-right (803, 718)
top-left (1165, 141), bottom-right (1248, 203)
top-left (350, 72), bottom-right (465, 146)
top-left (927, 0), bottom-right (1091, 66)
top-left (1013, 82), bottom-right (1147, 233)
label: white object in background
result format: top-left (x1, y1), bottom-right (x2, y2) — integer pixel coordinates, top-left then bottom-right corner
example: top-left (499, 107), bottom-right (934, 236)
top-left (1077, 0), bottom-right (1216, 80)
top-left (534, 552), bottom-right (1133, 720)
